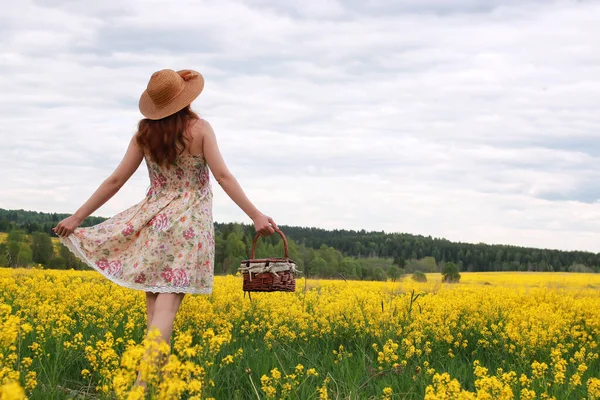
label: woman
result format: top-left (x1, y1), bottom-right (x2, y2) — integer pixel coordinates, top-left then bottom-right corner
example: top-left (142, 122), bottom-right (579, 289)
top-left (53, 68), bottom-right (276, 385)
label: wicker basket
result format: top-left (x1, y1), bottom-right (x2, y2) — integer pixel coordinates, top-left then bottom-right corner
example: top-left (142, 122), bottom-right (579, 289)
top-left (239, 228), bottom-right (298, 292)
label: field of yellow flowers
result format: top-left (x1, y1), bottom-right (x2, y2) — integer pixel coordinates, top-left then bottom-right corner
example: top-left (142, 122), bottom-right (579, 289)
top-left (0, 268), bottom-right (599, 400)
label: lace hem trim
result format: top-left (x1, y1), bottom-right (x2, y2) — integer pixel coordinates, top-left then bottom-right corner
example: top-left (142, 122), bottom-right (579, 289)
top-left (59, 234), bottom-right (212, 295)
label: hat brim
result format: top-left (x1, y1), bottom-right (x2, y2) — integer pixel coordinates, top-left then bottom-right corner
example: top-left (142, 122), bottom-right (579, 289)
top-left (139, 69), bottom-right (204, 120)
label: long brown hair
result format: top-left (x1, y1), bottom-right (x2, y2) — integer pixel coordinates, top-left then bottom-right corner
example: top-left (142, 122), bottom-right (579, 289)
top-left (135, 105), bottom-right (199, 165)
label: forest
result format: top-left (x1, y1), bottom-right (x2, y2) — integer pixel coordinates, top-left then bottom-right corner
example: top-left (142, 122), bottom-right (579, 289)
top-left (0, 208), bottom-right (598, 280)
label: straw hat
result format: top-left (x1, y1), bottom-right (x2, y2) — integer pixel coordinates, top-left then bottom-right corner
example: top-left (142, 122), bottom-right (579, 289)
top-left (139, 69), bottom-right (204, 120)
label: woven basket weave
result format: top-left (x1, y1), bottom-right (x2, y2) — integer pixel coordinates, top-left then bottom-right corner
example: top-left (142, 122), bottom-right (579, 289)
top-left (239, 228), bottom-right (298, 292)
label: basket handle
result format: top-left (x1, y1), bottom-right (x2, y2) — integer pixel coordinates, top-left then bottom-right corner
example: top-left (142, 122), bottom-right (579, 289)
top-left (251, 227), bottom-right (289, 259)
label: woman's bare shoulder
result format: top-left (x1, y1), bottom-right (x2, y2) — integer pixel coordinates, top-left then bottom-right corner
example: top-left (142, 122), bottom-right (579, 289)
top-left (190, 118), bottom-right (215, 139)
top-left (192, 118), bottom-right (214, 132)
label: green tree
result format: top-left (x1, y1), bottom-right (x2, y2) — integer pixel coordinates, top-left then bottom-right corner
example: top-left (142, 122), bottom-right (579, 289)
top-left (31, 232), bottom-right (54, 265)
top-left (338, 258), bottom-right (359, 280)
top-left (0, 217), bottom-right (9, 231)
top-left (226, 232), bottom-right (246, 257)
top-left (7, 230), bottom-right (32, 267)
top-left (275, 237), bottom-right (301, 267)
top-left (358, 265), bottom-right (370, 280)
top-left (372, 267), bottom-right (386, 281)
top-left (392, 256), bottom-right (406, 268)
top-left (308, 257), bottom-right (327, 277)
top-left (420, 256), bottom-right (438, 272)
top-left (406, 257), bottom-right (438, 273)
top-left (253, 240), bottom-right (275, 259)
top-left (0, 242), bottom-right (8, 266)
top-left (432, 248), bottom-right (441, 262)
top-left (367, 242), bottom-right (379, 257)
top-left (8, 241), bottom-right (33, 267)
top-left (568, 263), bottom-right (593, 273)
top-left (442, 262), bottom-right (461, 283)
top-left (7, 229), bottom-right (25, 242)
top-left (58, 244), bottom-right (86, 270)
top-left (300, 246), bottom-right (315, 277)
top-left (48, 256), bottom-right (66, 270)
top-left (412, 270), bottom-right (427, 282)
top-left (388, 265), bottom-right (402, 282)
top-left (214, 233), bottom-right (227, 271)
top-left (354, 241), bottom-right (364, 257)
top-left (317, 245), bottom-right (342, 272)
top-left (223, 231), bottom-right (247, 274)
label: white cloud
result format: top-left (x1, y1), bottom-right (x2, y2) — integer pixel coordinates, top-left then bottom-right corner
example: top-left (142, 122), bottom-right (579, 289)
top-left (0, 0), bottom-right (599, 252)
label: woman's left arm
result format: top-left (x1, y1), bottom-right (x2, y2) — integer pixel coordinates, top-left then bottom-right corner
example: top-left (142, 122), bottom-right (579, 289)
top-left (53, 136), bottom-right (144, 237)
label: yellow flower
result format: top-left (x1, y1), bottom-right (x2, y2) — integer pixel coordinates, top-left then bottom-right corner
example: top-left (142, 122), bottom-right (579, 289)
top-left (220, 355), bottom-right (234, 365)
top-left (25, 371), bottom-right (37, 390)
top-left (20, 323), bottom-right (33, 334)
top-left (270, 367), bottom-right (282, 380)
top-left (2, 267), bottom-right (600, 399)
top-left (126, 386), bottom-right (145, 400)
top-left (588, 378), bottom-right (600, 399)
top-left (20, 357), bottom-right (33, 369)
top-left (261, 375), bottom-right (271, 386)
top-left (382, 386), bottom-right (393, 399)
top-left (520, 388), bottom-right (536, 400)
top-left (0, 381), bottom-right (26, 400)
top-left (317, 378), bottom-right (329, 400)
top-left (531, 361), bottom-right (548, 379)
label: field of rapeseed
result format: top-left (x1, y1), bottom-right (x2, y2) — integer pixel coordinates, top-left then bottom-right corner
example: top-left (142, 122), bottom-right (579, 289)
top-left (0, 268), bottom-right (599, 399)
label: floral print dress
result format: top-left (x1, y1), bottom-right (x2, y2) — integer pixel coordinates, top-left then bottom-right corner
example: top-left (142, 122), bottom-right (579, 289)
top-left (59, 153), bottom-right (214, 294)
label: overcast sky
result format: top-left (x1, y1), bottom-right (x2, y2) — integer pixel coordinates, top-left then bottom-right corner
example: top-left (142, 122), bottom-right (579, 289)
top-left (1, 0), bottom-right (599, 252)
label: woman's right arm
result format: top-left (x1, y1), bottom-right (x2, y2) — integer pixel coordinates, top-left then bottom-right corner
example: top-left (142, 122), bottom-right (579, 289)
top-left (198, 120), bottom-right (277, 236)
top-left (53, 136), bottom-right (144, 237)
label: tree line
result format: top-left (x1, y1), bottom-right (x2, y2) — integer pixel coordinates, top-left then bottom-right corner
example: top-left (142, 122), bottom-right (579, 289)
top-left (279, 226), bottom-right (600, 273)
top-left (0, 208), bottom-right (598, 278)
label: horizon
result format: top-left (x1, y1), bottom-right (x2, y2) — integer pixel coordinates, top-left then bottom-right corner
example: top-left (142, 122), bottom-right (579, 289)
top-left (1, 207), bottom-right (598, 255)
top-left (1, 0), bottom-right (599, 253)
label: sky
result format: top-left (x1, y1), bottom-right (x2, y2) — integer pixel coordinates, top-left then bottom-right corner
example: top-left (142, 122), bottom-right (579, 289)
top-left (1, 0), bottom-right (599, 253)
